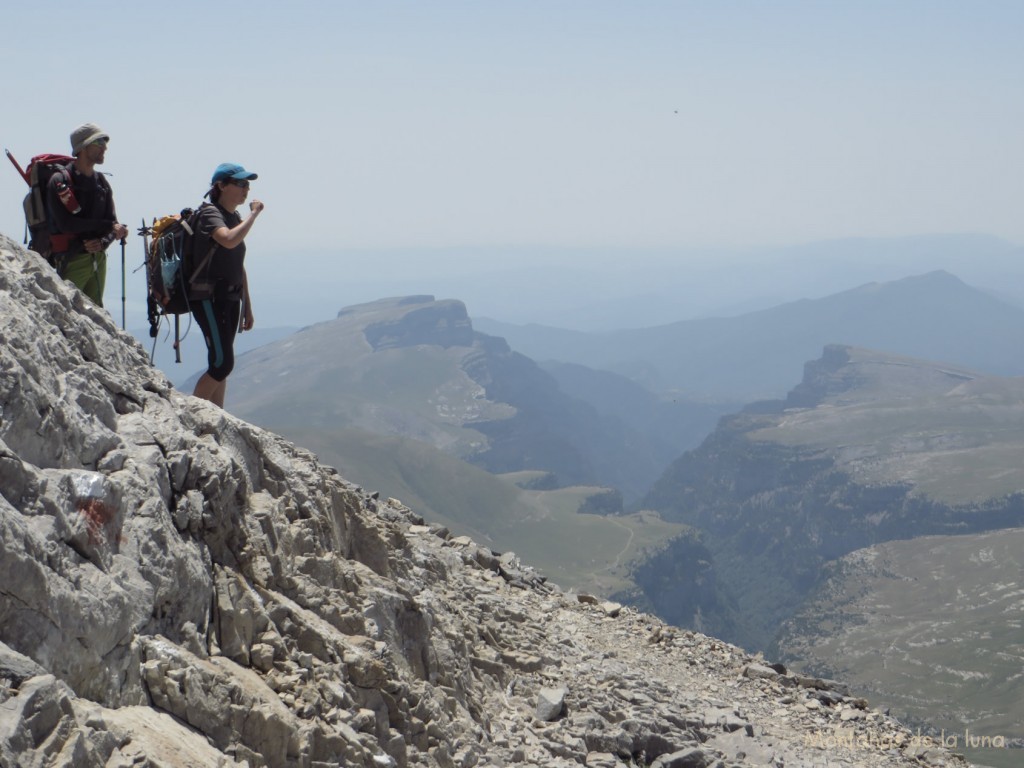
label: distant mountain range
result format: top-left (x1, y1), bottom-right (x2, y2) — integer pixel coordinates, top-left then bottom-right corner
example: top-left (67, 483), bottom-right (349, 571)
top-left (476, 270), bottom-right (1024, 400)
top-left (225, 296), bottom-right (725, 502)
top-left (213, 282), bottom-right (1024, 643)
top-left (277, 233), bottom-right (1024, 331)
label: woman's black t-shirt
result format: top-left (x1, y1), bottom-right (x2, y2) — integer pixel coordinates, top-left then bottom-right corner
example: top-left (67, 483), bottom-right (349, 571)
top-left (195, 203), bottom-right (246, 287)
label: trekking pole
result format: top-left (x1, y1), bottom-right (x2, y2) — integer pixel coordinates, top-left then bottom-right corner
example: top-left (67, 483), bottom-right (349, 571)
top-left (137, 219), bottom-right (159, 362)
top-left (4, 149), bottom-right (30, 185)
top-left (120, 237), bottom-right (127, 329)
top-left (173, 315), bottom-right (182, 364)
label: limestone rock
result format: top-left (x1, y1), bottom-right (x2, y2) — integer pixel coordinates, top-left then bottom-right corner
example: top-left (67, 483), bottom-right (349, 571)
top-left (741, 662), bottom-right (779, 681)
top-left (535, 685), bottom-right (568, 721)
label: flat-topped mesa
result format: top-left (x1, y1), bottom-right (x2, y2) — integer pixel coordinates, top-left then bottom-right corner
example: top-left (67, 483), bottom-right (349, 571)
top-left (363, 297), bottom-right (476, 350)
top-left (785, 344), bottom-right (979, 409)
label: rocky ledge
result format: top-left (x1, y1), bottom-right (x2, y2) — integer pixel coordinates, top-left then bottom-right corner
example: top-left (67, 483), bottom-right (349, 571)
top-left (0, 234), bottom-right (969, 767)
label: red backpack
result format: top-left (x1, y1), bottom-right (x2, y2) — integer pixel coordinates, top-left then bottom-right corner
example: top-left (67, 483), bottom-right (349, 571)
top-left (5, 149), bottom-right (80, 267)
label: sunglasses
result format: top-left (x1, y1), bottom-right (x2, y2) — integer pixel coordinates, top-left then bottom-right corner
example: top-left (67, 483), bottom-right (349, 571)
top-left (227, 179), bottom-right (250, 189)
top-left (91, 138), bottom-right (109, 148)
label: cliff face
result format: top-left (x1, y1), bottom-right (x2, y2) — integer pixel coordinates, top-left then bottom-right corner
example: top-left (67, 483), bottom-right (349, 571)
top-left (0, 236), bottom-right (964, 768)
top-left (643, 345), bottom-right (1024, 652)
top-left (361, 297), bottom-right (476, 351)
top-left (611, 528), bottom-right (740, 642)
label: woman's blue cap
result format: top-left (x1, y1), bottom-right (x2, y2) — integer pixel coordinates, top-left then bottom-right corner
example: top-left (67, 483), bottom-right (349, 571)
top-left (211, 163), bottom-right (258, 184)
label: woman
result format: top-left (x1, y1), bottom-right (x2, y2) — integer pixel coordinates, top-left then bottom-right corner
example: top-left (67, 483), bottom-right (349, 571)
top-left (191, 162), bottom-right (265, 407)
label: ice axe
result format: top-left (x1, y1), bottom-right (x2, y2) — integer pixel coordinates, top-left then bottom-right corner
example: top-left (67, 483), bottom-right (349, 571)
top-left (4, 149), bottom-right (30, 185)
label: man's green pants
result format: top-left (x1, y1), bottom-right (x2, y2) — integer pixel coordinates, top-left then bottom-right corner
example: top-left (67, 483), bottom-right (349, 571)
top-left (62, 251), bottom-right (107, 307)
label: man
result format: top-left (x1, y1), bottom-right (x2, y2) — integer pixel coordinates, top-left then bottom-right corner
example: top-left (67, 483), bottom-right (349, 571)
top-left (46, 122), bottom-right (128, 306)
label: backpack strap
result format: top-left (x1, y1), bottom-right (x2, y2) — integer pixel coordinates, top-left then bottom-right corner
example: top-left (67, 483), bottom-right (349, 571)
top-left (187, 203), bottom-right (219, 296)
top-left (189, 243), bottom-right (218, 290)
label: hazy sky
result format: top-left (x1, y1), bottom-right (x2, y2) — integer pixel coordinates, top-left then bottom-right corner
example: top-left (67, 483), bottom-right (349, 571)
top-left (2, 1), bottom-right (1023, 330)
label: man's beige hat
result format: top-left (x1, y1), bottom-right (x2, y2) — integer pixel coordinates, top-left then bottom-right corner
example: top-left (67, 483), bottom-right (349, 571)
top-left (70, 123), bottom-right (109, 156)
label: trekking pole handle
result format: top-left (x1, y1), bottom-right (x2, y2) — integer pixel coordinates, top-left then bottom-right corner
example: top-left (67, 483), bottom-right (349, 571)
top-left (132, 219), bottom-right (151, 274)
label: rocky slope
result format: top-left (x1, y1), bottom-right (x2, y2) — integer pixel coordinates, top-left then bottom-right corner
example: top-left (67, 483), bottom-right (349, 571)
top-left (0, 235), bottom-right (969, 767)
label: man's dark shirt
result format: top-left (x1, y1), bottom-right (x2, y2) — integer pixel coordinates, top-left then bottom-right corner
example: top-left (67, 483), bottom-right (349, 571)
top-left (45, 164), bottom-right (117, 255)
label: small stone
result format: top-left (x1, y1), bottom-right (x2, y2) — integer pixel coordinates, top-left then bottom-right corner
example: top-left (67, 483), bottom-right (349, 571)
top-left (251, 643), bottom-right (275, 672)
top-left (742, 663), bottom-right (780, 681)
top-left (600, 601), bottom-right (622, 618)
top-left (536, 686), bottom-right (568, 722)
